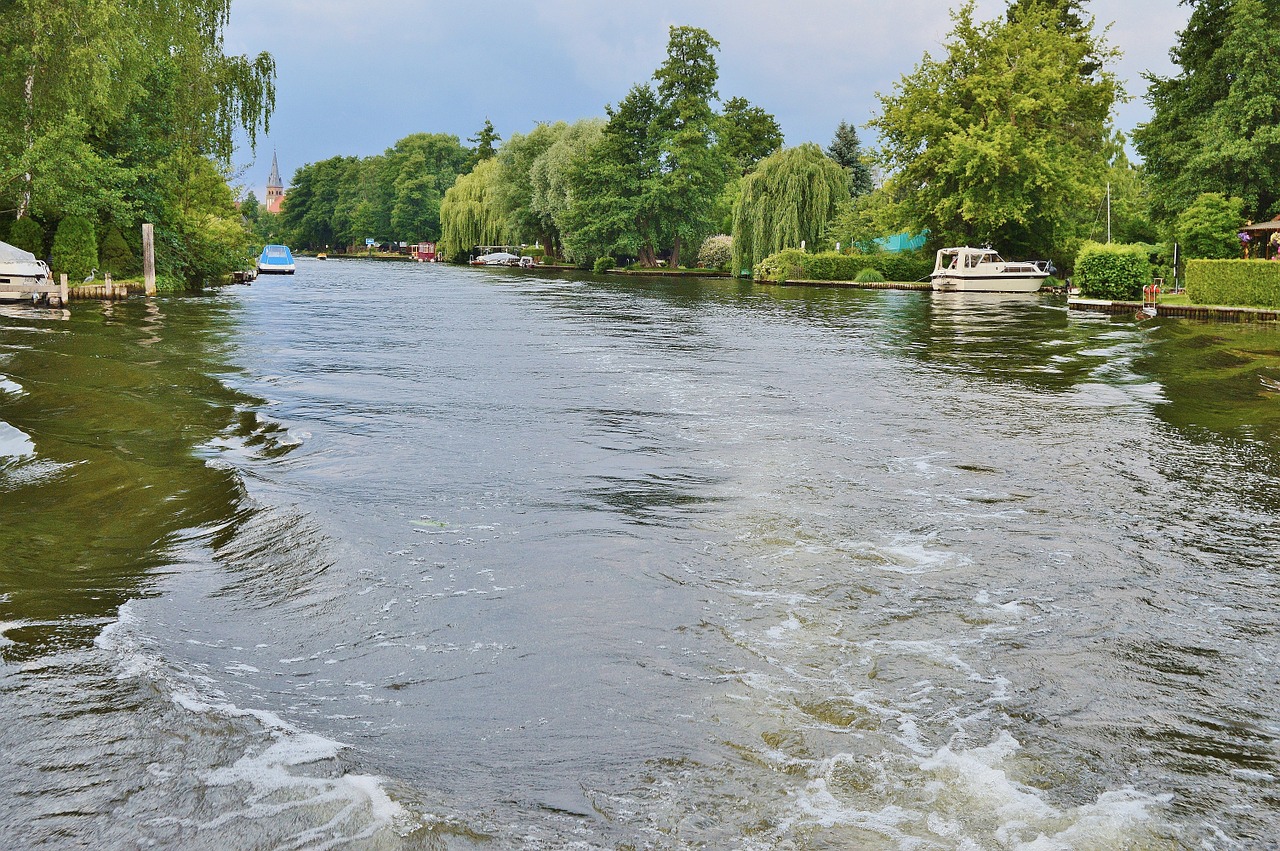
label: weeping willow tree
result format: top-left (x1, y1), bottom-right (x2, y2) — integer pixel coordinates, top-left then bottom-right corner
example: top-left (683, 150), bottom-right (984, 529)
top-left (732, 143), bottom-right (849, 272)
top-left (731, 143), bottom-right (849, 273)
top-left (439, 158), bottom-right (511, 261)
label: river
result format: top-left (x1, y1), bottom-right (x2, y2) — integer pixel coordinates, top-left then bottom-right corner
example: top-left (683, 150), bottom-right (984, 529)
top-left (1, 259), bottom-right (1277, 849)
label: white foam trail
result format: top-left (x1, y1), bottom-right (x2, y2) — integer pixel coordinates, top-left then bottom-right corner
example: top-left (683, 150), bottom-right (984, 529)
top-left (782, 731), bottom-right (1171, 848)
top-left (0, 376), bottom-right (22, 395)
top-left (95, 603), bottom-right (406, 847)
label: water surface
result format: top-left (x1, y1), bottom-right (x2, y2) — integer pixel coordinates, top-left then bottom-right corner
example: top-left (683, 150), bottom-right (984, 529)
top-left (2, 261), bottom-right (1278, 848)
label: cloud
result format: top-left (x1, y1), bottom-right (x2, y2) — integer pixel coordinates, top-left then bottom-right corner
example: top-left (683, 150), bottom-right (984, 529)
top-left (226, 0), bottom-right (1190, 194)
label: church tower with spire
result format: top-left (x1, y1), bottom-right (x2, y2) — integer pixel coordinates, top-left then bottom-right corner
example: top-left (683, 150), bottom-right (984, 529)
top-left (265, 151), bottom-right (286, 214)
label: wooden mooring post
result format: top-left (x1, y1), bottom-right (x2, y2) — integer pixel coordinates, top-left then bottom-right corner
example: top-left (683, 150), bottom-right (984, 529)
top-left (142, 223), bottom-right (156, 296)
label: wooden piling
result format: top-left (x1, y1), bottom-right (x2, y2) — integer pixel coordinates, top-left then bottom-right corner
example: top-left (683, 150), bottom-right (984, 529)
top-left (142, 223), bottom-right (156, 296)
top-left (59, 273), bottom-right (68, 307)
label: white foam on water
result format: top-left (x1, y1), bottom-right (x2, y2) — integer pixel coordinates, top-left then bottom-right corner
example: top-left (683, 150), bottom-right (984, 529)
top-left (0, 376), bottom-right (22, 395)
top-left (95, 602), bottom-right (408, 848)
top-left (779, 730), bottom-right (1172, 848)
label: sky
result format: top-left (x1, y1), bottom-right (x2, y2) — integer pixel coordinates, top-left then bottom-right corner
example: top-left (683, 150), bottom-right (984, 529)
top-left (225, 0), bottom-right (1191, 199)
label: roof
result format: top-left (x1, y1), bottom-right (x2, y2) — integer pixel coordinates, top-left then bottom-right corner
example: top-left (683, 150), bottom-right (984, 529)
top-left (267, 151), bottom-right (283, 189)
top-left (1240, 219), bottom-right (1280, 233)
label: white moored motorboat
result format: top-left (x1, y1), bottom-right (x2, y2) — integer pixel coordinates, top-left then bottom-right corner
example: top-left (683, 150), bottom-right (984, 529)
top-left (0, 240), bottom-right (51, 302)
top-left (930, 246), bottom-right (1051, 293)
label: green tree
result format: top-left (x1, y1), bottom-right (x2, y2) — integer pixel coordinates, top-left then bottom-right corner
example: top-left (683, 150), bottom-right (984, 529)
top-left (731, 143), bottom-right (849, 273)
top-left (241, 190), bottom-right (261, 222)
top-left (1174, 192), bottom-right (1246, 259)
top-left (869, 1), bottom-right (1119, 261)
top-left (529, 118), bottom-right (605, 257)
top-left (8, 216), bottom-right (44, 257)
top-left (99, 223), bottom-right (137, 276)
top-left (826, 121), bottom-right (874, 197)
top-left (718, 97), bottom-right (783, 174)
top-left (650, 26), bottom-right (733, 267)
top-left (50, 215), bottom-right (97, 282)
top-left (561, 85), bottom-right (663, 265)
top-left (439, 158), bottom-right (510, 261)
top-left (495, 122), bottom-right (567, 251)
top-left (467, 118), bottom-right (501, 169)
top-left (1133, 0), bottom-right (1280, 224)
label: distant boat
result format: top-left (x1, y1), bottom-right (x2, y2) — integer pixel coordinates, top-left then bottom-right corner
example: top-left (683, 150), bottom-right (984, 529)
top-left (930, 247), bottom-right (1050, 293)
top-left (316, 253), bottom-right (327, 260)
top-left (470, 251), bottom-right (520, 266)
top-left (0, 240), bottom-right (51, 302)
top-left (257, 244), bottom-right (296, 275)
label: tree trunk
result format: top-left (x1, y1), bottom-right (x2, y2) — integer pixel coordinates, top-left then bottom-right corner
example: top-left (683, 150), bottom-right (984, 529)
top-left (638, 242), bottom-right (658, 267)
top-left (17, 68), bottom-right (34, 219)
top-left (670, 234), bottom-right (682, 269)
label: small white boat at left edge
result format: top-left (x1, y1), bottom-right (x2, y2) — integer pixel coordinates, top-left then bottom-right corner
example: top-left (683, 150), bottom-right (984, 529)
top-left (931, 246), bottom-right (1052, 293)
top-left (0, 240), bottom-right (52, 302)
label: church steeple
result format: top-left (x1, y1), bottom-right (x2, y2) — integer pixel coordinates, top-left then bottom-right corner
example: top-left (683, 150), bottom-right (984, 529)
top-left (267, 151), bottom-right (282, 190)
top-left (265, 150), bottom-right (286, 214)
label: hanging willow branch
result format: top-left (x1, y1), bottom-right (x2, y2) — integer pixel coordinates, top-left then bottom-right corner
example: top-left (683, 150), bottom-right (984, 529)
top-left (732, 143), bottom-right (850, 272)
top-left (439, 158), bottom-right (511, 260)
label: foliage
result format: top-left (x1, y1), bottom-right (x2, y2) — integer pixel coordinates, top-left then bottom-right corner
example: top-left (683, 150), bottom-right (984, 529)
top-left (1185, 259), bottom-right (1280, 308)
top-left (281, 134), bottom-right (468, 250)
top-left (1134, 0), bottom-right (1280, 224)
top-left (731, 144), bottom-right (849, 273)
top-left (527, 118), bottom-right (604, 258)
top-left (718, 97), bottom-right (783, 174)
top-left (467, 119), bottom-right (500, 169)
top-left (754, 249), bottom-right (933, 283)
top-left (0, 0), bottom-right (276, 288)
top-left (826, 121), bottom-right (874, 197)
top-left (99, 223), bottom-right (137, 276)
top-left (593, 256), bottom-right (615, 274)
top-left (855, 267), bottom-right (886, 283)
top-left (8, 215), bottom-right (44, 256)
top-left (1073, 241), bottom-right (1151, 300)
top-left (869, 1), bottom-right (1118, 262)
top-left (697, 234), bottom-right (733, 269)
top-left (241, 190), bottom-right (260, 221)
top-left (496, 122), bottom-right (568, 251)
top-left (439, 158), bottom-right (509, 261)
top-left (560, 85), bottom-right (663, 266)
top-left (1174, 193), bottom-right (1245, 259)
top-left (823, 187), bottom-right (913, 253)
top-left (50, 215), bottom-right (97, 282)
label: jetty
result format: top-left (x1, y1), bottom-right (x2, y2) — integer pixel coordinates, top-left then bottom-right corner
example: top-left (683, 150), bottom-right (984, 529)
top-left (1068, 297), bottom-right (1280, 322)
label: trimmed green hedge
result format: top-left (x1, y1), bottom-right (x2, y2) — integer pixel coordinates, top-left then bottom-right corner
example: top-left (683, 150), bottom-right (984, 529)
top-left (754, 249), bottom-right (933, 283)
top-left (1186, 259), bottom-right (1280, 308)
top-left (1074, 241), bottom-right (1151, 300)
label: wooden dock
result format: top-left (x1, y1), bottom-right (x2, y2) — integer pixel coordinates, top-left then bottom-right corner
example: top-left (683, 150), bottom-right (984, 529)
top-left (0, 275), bottom-right (69, 307)
top-left (1068, 298), bottom-right (1280, 322)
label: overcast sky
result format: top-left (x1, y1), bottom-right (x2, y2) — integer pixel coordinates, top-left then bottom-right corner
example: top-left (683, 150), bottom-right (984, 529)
top-left (225, 0), bottom-right (1190, 198)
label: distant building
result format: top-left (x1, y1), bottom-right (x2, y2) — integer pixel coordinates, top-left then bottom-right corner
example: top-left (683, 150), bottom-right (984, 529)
top-left (265, 151), bottom-right (286, 214)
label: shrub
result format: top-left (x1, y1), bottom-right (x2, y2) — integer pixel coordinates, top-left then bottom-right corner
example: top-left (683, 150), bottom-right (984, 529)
top-left (1175, 193), bottom-right (1245, 260)
top-left (855, 267), bottom-right (885, 282)
top-left (524, 246), bottom-right (545, 259)
top-left (593, 256), bottom-right (615, 274)
top-left (8, 216), bottom-right (45, 257)
top-left (1074, 241), bottom-right (1151, 300)
top-left (99, 224), bottom-right (138, 276)
top-left (1185, 260), bottom-right (1280, 308)
top-left (51, 216), bottom-right (98, 282)
top-left (697, 234), bottom-right (732, 269)
top-left (753, 249), bottom-right (932, 283)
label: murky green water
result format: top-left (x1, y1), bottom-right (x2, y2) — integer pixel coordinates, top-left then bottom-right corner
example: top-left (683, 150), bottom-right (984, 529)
top-left (2, 262), bottom-right (1278, 848)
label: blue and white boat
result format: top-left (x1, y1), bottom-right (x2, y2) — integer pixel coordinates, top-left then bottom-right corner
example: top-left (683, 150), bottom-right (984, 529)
top-left (257, 244), bottom-right (295, 275)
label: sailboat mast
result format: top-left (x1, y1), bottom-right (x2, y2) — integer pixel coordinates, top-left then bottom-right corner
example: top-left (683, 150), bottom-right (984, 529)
top-left (1106, 182), bottom-right (1111, 244)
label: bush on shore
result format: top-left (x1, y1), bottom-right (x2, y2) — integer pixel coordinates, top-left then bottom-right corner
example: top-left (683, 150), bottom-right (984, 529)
top-left (1074, 241), bottom-right (1151, 300)
top-left (1186, 259), bottom-right (1280, 308)
top-left (754, 249), bottom-right (932, 283)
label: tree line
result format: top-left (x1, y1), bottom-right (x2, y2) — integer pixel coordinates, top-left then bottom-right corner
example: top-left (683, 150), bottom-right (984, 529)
top-left (0, 0), bottom-right (275, 287)
top-left (281, 0), bottom-right (1279, 275)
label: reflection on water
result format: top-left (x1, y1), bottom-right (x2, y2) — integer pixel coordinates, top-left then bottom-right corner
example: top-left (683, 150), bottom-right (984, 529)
top-left (3, 266), bottom-right (1279, 848)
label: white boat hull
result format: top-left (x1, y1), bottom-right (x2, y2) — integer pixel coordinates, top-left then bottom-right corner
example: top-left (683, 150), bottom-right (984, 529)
top-left (930, 272), bottom-right (1047, 293)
